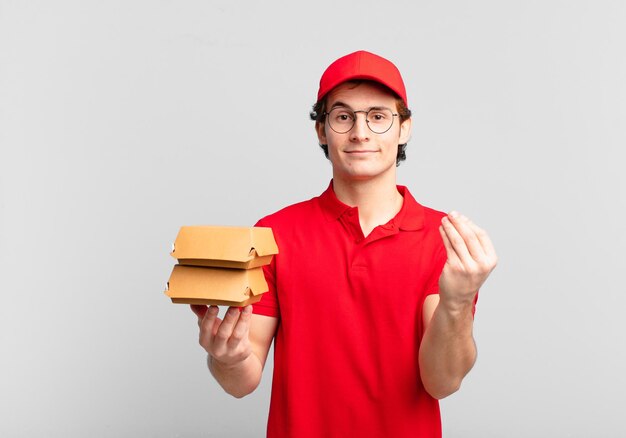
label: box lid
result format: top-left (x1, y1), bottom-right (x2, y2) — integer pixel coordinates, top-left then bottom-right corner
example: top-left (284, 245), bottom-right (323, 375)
top-left (170, 226), bottom-right (278, 265)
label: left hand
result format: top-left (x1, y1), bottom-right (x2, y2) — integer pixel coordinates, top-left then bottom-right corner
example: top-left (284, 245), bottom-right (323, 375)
top-left (438, 211), bottom-right (498, 310)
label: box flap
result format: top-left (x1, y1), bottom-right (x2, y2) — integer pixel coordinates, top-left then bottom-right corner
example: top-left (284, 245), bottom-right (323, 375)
top-left (247, 265), bottom-right (270, 296)
top-left (171, 226), bottom-right (278, 264)
top-left (249, 227), bottom-right (279, 257)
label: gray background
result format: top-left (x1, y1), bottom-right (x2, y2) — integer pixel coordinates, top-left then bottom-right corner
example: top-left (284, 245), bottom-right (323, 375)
top-left (1, 1), bottom-right (625, 437)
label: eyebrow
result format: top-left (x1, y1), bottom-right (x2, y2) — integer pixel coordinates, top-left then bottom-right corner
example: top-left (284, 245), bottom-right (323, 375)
top-left (329, 101), bottom-right (392, 112)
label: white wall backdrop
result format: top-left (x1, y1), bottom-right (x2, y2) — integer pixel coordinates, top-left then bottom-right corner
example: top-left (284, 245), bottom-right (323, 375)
top-left (1, 1), bottom-right (625, 436)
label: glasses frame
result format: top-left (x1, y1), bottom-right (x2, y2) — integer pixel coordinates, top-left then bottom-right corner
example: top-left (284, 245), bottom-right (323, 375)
top-left (323, 107), bottom-right (399, 135)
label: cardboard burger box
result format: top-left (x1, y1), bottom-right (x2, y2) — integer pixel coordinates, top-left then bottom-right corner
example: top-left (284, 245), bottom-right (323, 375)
top-left (165, 226), bottom-right (278, 307)
top-left (166, 265), bottom-right (268, 306)
top-left (170, 225), bottom-right (278, 269)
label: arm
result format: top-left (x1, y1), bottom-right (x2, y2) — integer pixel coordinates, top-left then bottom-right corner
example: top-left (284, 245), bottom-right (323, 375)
top-left (190, 305), bottom-right (278, 398)
top-left (419, 211), bottom-right (497, 399)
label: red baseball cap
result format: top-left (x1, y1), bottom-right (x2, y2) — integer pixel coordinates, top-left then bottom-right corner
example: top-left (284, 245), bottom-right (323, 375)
top-left (317, 50), bottom-right (408, 106)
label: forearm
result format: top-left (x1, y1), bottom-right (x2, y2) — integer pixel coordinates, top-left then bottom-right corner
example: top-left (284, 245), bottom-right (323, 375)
top-left (208, 352), bottom-right (263, 398)
top-left (419, 301), bottom-right (477, 399)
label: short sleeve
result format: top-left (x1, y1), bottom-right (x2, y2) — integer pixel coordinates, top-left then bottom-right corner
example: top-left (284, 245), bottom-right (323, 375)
top-left (252, 218), bottom-right (280, 318)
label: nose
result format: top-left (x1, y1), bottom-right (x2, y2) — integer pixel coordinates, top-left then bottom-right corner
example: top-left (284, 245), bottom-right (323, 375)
top-left (349, 111), bottom-right (370, 142)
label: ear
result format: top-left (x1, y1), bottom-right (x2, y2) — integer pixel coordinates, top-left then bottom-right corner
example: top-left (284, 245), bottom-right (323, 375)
top-left (316, 121), bottom-right (328, 145)
top-left (398, 117), bottom-right (412, 144)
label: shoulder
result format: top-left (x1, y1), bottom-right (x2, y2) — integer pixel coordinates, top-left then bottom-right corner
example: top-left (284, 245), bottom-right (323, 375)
top-left (255, 196), bottom-right (320, 229)
top-left (400, 185), bottom-right (446, 232)
top-left (400, 189), bottom-right (447, 261)
top-left (422, 205), bottom-right (446, 228)
top-left (254, 196), bottom-right (323, 262)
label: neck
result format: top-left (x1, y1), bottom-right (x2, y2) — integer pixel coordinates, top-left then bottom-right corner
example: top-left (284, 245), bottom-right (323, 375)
top-left (332, 173), bottom-right (404, 237)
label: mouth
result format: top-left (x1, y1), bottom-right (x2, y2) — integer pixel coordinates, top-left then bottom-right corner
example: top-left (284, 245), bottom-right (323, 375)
top-left (344, 150), bottom-right (378, 154)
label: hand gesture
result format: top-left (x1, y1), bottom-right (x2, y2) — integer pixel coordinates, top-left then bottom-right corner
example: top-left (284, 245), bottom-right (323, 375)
top-left (438, 211), bottom-right (498, 310)
top-left (190, 305), bottom-right (254, 367)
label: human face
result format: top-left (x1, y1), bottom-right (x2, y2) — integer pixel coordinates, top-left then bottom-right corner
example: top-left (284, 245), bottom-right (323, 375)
top-left (316, 82), bottom-right (411, 183)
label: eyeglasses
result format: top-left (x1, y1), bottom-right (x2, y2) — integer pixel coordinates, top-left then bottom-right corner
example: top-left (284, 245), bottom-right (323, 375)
top-left (323, 107), bottom-right (399, 134)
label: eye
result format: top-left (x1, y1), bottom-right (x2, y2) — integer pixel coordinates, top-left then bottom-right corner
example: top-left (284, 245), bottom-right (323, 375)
top-left (369, 111), bottom-right (387, 121)
top-left (333, 111), bottom-right (354, 122)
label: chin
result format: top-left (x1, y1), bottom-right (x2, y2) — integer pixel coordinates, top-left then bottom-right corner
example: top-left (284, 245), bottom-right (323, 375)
top-left (335, 164), bottom-right (396, 181)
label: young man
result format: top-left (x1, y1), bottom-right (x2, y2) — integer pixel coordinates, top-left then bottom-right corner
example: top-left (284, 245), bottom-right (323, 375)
top-left (191, 51), bottom-right (498, 437)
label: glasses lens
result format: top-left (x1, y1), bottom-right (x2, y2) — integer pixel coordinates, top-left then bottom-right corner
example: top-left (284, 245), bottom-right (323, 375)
top-left (326, 108), bottom-right (395, 134)
top-left (327, 108), bottom-right (355, 134)
top-left (366, 108), bottom-right (394, 134)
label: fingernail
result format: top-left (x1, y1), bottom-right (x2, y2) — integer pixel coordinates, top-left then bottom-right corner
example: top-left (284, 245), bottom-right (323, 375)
top-left (449, 211), bottom-right (459, 219)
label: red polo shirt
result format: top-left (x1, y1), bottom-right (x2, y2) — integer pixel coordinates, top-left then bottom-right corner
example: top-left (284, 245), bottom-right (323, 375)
top-left (254, 181), bottom-right (448, 438)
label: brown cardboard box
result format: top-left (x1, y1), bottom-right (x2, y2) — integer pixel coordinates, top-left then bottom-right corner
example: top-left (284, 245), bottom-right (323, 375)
top-left (170, 226), bottom-right (278, 269)
top-left (165, 265), bottom-right (268, 307)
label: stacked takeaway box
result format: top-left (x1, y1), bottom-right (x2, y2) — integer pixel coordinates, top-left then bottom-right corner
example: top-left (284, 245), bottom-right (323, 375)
top-left (165, 226), bottom-right (279, 307)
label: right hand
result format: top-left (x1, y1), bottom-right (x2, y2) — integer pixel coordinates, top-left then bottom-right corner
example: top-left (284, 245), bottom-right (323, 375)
top-left (190, 305), bottom-right (254, 367)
